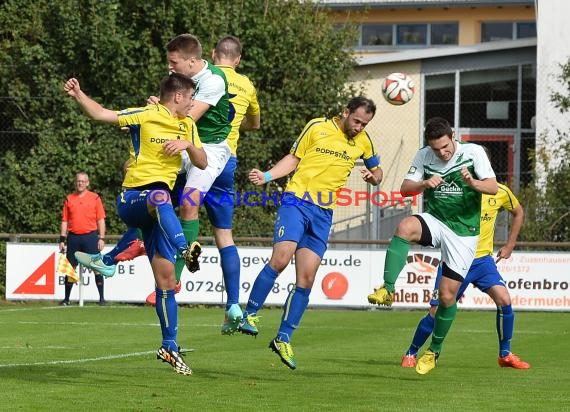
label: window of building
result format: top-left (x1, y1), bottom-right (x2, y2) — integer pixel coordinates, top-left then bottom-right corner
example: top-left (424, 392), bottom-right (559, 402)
top-left (481, 22), bottom-right (513, 42)
top-left (361, 24), bottom-right (392, 46)
top-left (425, 73), bottom-right (456, 124)
top-left (521, 64), bottom-right (536, 130)
top-left (431, 23), bottom-right (459, 45)
top-left (481, 22), bottom-right (536, 42)
top-left (357, 22), bottom-right (458, 49)
top-left (460, 66), bottom-right (518, 128)
top-left (397, 24), bottom-right (427, 45)
top-left (517, 22), bottom-right (537, 39)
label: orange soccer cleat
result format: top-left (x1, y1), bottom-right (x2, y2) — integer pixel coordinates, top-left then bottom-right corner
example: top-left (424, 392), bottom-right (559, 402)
top-left (498, 353), bottom-right (530, 369)
top-left (401, 354), bottom-right (417, 368)
top-left (115, 239), bottom-right (146, 262)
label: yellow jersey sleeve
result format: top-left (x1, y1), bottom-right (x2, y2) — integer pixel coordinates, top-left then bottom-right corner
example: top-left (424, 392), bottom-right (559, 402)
top-left (476, 183), bottom-right (520, 257)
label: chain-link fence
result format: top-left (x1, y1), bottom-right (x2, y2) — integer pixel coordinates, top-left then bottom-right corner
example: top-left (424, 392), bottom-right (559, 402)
top-left (0, 59), bottom-right (546, 248)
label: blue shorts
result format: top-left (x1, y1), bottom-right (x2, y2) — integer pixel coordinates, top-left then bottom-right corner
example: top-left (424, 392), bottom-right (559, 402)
top-left (116, 189), bottom-right (177, 264)
top-left (273, 193), bottom-right (333, 258)
top-left (171, 172), bottom-right (187, 209)
top-left (430, 255), bottom-right (505, 305)
top-left (204, 155), bottom-right (237, 229)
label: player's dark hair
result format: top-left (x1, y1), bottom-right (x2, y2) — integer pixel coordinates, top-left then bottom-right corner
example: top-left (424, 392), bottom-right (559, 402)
top-left (166, 34), bottom-right (202, 59)
top-left (424, 117), bottom-right (452, 141)
top-left (346, 96), bottom-right (376, 116)
top-left (159, 72), bottom-right (196, 101)
top-left (215, 35), bottom-right (242, 59)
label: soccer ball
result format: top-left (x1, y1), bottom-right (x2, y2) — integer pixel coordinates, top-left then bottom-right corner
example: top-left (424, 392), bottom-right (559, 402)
top-left (381, 72), bottom-right (415, 105)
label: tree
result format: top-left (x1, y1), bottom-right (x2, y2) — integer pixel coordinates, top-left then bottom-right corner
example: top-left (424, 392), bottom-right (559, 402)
top-left (518, 59), bottom-right (570, 243)
top-left (0, 0), bottom-right (360, 292)
top-left (0, 0), bottom-right (359, 237)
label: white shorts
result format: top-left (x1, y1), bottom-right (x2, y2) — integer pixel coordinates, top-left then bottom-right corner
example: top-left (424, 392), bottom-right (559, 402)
top-left (185, 141), bottom-right (231, 192)
top-left (417, 213), bottom-right (478, 278)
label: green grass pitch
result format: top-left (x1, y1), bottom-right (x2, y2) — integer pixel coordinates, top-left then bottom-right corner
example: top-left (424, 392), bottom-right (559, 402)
top-left (0, 302), bottom-right (567, 411)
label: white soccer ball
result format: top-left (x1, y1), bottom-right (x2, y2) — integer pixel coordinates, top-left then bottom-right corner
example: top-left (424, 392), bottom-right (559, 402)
top-left (381, 72), bottom-right (415, 106)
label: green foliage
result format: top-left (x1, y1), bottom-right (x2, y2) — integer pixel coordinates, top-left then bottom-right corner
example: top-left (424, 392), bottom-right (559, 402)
top-left (0, 0), bottom-right (357, 239)
top-left (551, 60), bottom-right (570, 113)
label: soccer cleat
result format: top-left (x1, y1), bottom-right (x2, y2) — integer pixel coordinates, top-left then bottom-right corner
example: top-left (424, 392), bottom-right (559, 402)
top-left (182, 241), bottom-right (202, 273)
top-left (59, 300), bottom-right (70, 306)
top-left (221, 304), bottom-right (243, 335)
top-left (239, 314), bottom-right (260, 336)
top-left (416, 349), bottom-right (439, 375)
top-left (146, 291), bottom-right (156, 306)
top-left (145, 282), bottom-right (182, 306)
top-left (269, 338), bottom-right (297, 370)
top-left (367, 285), bottom-right (394, 306)
top-left (401, 354), bottom-right (417, 368)
top-left (114, 239), bottom-right (146, 262)
top-left (74, 252), bottom-right (116, 278)
top-left (156, 346), bottom-right (192, 375)
top-left (498, 353), bottom-right (530, 369)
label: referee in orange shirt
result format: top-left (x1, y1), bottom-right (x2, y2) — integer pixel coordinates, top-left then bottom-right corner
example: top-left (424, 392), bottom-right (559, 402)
top-left (59, 172), bottom-right (107, 305)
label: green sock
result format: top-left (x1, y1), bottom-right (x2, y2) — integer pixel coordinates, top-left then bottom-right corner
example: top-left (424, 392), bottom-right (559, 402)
top-left (175, 219), bottom-right (200, 283)
top-left (429, 303), bottom-right (458, 354)
top-left (136, 228), bottom-right (143, 239)
top-left (383, 235), bottom-right (410, 292)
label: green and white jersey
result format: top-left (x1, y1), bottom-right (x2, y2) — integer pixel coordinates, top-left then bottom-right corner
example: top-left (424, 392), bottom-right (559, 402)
top-left (406, 141), bottom-right (495, 236)
top-left (192, 60), bottom-right (231, 144)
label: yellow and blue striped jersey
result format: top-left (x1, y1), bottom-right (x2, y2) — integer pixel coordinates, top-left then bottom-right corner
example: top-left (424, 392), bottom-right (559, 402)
top-left (218, 65), bottom-right (260, 155)
top-left (117, 104), bottom-right (201, 190)
top-left (476, 182), bottom-right (520, 257)
top-left (286, 116), bottom-right (380, 209)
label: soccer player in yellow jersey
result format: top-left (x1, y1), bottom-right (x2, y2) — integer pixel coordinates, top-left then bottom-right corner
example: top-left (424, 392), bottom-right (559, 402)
top-left (209, 36), bottom-right (261, 334)
top-left (242, 97), bottom-right (383, 369)
top-left (65, 73), bottom-right (206, 375)
top-left (400, 182), bottom-right (530, 370)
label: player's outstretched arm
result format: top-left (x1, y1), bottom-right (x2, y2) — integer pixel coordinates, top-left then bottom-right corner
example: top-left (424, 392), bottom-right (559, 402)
top-left (240, 113), bottom-right (261, 132)
top-left (401, 177), bottom-right (441, 197)
top-left (162, 140), bottom-right (208, 170)
top-left (63, 78), bottom-right (118, 124)
top-left (360, 167), bottom-right (383, 186)
top-left (249, 154), bottom-right (300, 185)
top-left (497, 203), bottom-right (524, 260)
top-left (460, 166), bottom-right (498, 195)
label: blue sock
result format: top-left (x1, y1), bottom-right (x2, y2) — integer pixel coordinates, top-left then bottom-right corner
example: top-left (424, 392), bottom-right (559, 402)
top-left (155, 288), bottom-right (178, 351)
top-left (406, 313), bottom-right (435, 356)
top-left (277, 286), bottom-right (310, 343)
top-left (244, 263), bottom-right (279, 316)
top-left (156, 203), bottom-right (187, 251)
top-left (102, 227), bottom-right (139, 265)
top-left (220, 245), bottom-right (240, 310)
top-left (497, 304), bottom-right (514, 357)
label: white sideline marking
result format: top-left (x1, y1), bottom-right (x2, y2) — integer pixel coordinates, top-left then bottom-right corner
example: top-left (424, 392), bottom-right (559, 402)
top-left (13, 321), bottom-right (159, 327)
top-left (0, 350), bottom-right (155, 368)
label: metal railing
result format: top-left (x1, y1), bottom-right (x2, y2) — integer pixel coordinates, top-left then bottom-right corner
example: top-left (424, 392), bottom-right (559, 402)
top-left (2, 233), bottom-right (569, 249)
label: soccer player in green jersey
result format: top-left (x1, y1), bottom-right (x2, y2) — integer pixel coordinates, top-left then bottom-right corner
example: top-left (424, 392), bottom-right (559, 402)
top-left (401, 182), bottom-right (529, 370)
top-left (243, 97), bottom-right (383, 369)
top-left (165, 33), bottom-right (232, 281)
top-left (140, 34), bottom-right (233, 305)
top-left (367, 117), bottom-right (498, 375)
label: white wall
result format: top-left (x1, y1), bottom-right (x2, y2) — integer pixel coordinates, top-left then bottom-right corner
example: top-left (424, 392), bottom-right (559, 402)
top-left (536, 0), bottom-right (570, 175)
